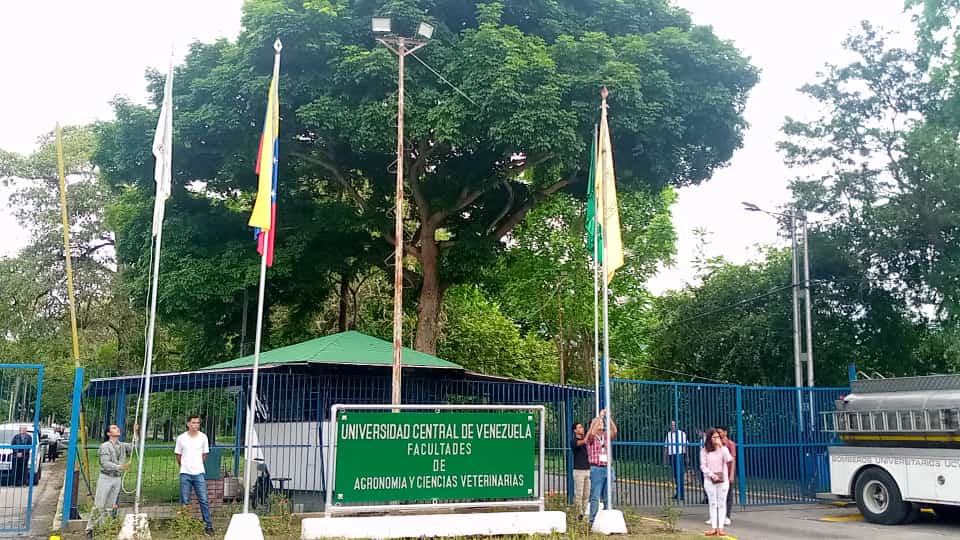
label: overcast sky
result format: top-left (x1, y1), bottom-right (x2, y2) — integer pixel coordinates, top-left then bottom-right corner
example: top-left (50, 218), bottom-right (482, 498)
top-left (0, 0), bottom-right (915, 293)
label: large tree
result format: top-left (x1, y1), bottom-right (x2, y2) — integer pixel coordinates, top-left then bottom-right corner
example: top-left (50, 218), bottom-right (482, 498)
top-left (94, 0), bottom-right (757, 358)
top-left (648, 243), bottom-right (931, 386)
top-left (0, 126), bottom-right (144, 418)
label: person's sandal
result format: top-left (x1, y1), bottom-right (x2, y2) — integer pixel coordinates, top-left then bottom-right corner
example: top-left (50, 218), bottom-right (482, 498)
top-left (717, 530), bottom-right (727, 537)
top-left (704, 531), bottom-right (718, 536)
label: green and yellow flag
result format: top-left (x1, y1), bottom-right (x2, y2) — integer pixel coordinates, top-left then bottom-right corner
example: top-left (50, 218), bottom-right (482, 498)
top-left (586, 92), bottom-right (624, 283)
top-left (585, 125), bottom-right (600, 263)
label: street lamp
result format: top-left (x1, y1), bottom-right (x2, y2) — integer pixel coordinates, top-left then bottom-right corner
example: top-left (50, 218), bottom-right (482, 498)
top-left (742, 201), bottom-right (814, 389)
top-left (374, 17), bottom-right (433, 406)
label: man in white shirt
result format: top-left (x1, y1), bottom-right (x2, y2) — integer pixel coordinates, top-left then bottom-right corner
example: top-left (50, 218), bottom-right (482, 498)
top-left (175, 415), bottom-right (213, 536)
top-left (663, 420), bottom-right (688, 500)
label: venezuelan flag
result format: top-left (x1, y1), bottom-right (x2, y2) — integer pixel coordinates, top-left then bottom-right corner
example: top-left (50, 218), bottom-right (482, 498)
top-left (249, 76), bottom-right (279, 266)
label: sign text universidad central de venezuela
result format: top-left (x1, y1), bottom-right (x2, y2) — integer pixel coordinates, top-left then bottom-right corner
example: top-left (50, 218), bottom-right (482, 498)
top-left (332, 411), bottom-right (537, 504)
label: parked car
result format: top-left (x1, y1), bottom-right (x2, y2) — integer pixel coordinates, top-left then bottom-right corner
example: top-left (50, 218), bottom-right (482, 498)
top-left (0, 423), bottom-right (44, 485)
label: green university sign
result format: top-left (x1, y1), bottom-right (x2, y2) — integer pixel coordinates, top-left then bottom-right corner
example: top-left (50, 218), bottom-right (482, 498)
top-left (332, 410), bottom-right (537, 504)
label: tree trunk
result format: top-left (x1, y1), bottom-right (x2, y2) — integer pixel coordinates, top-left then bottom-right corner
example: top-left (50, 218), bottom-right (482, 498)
top-left (414, 234), bottom-right (443, 354)
top-left (338, 272), bottom-right (350, 332)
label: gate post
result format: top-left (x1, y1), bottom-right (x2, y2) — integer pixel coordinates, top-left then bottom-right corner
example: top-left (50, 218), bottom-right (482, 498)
top-left (564, 390), bottom-right (574, 505)
top-left (62, 367), bottom-right (84, 529)
top-left (115, 385), bottom-right (127, 441)
top-left (735, 386), bottom-right (746, 506)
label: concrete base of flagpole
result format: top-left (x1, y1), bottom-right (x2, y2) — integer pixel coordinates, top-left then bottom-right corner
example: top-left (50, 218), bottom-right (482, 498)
top-left (591, 509), bottom-right (628, 535)
top-left (226, 512), bottom-right (265, 540)
top-left (118, 513), bottom-right (151, 540)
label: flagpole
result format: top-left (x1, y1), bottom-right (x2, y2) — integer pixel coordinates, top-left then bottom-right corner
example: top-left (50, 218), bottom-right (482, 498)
top-left (600, 87), bottom-right (614, 511)
top-left (134, 55), bottom-right (173, 515)
top-left (55, 125), bottom-right (91, 516)
top-left (243, 38), bottom-right (282, 515)
top-left (134, 212), bottom-right (163, 514)
top-left (591, 124), bottom-right (601, 419)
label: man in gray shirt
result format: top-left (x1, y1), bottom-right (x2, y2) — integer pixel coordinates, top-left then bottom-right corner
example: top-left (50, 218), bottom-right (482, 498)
top-left (86, 424), bottom-right (136, 538)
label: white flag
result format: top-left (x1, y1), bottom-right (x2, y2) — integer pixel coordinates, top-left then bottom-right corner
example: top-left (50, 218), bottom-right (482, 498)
top-left (151, 58), bottom-right (173, 236)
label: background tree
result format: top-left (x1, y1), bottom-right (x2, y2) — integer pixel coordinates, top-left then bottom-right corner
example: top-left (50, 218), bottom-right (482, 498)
top-left (0, 126), bottom-right (142, 419)
top-left (482, 189), bottom-right (676, 383)
top-left (92, 0), bottom-right (758, 364)
top-left (648, 244), bottom-right (931, 386)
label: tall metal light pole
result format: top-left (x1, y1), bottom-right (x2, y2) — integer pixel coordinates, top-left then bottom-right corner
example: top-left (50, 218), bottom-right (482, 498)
top-left (801, 213), bottom-right (814, 387)
top-left (742, 202), bottom-right (814, 388)
top-left (373, 17), bottom-right (433, 405)
top-left (790, 211), bottom-right (803, 390)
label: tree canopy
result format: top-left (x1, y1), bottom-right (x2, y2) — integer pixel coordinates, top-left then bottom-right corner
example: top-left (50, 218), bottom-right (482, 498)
top-left (92, 0), bottom-right (758, 362)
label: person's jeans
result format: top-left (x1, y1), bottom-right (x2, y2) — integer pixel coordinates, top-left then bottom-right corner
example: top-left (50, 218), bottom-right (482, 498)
top-left (12, 455), bottom-right (30, 486)
top-left (589, 465), bottom-right (613, 523)
top-left (670, 454), bottom-right (685, 500)
top-left (179, 473), bottom-right (213, 529)
top-left (726, 479), bottom-right (734, 518)
top-left (704, 479), bottom-right (729, 529)
top-left (573, 468), bottom-right (590, 517)
top-left (87, 474), bottom-right (122, 532)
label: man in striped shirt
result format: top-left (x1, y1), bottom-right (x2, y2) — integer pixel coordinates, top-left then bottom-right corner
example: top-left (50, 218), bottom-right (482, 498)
top-left (586, 409), bottom-right (618, 524)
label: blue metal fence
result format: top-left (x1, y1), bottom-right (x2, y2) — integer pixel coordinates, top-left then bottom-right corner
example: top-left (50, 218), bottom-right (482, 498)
top-left (0, 364), bottom-right (44, 533)
top-left (77, 369), bottom-right (594, 519)
top-left (71, 368), bottom-right (850, 522)
top-left (609, 378), bottom-right (848, 508)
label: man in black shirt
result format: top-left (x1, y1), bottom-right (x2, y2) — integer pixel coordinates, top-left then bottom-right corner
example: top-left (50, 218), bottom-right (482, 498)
top-left (571, 422), bottom-right (590, 519)
top-left (11, 426), bottom-right (32, 486)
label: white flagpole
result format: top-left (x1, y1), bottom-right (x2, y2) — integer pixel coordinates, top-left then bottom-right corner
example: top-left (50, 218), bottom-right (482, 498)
top-left (601, 252), bottom-right (613, 510)
top-left (134, 53), bottom-right (174, 514)
top-left (592, 125), bottom-right (601, 419)
top-left (600, 89), bottom-right (614, 511)
top-left (242, 38), bottom-right (282, 515)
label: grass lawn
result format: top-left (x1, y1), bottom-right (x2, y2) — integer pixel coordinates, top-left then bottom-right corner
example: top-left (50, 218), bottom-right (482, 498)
top-left (78, 445), bottom-right (242, 507)
top-left (63, 492), bottom-right (708, 540)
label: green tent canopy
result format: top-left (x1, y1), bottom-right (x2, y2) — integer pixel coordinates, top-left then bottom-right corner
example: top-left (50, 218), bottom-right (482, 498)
top-left (204, 331), bottom-right (463, 371)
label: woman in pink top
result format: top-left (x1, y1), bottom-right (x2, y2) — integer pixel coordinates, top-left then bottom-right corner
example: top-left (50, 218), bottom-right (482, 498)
top-left (700, 428), bottom-right (733, 536)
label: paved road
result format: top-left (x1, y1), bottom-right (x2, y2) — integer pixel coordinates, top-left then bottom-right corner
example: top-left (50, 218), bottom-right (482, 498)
top-left (677, 503), bottom-right (960, 539)
top-left (0, 461), bottom-right (63, 538)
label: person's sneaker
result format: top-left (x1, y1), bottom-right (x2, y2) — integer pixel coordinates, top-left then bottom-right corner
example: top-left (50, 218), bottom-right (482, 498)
top-left (205, 528), bottom-right (215, 537)
top-left (725, 517), bottom-right (731, 525)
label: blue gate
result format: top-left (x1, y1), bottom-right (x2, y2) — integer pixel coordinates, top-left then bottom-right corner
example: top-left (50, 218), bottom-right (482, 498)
top-left (0, 364), bottom-right (44, 532)
top-left (606, 379), bottom-right (847, 508)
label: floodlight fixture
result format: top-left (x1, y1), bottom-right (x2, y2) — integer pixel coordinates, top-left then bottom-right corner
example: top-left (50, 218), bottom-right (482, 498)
top-left (372, 17), bottom-right (392, 33)
top-left (417, 22), bottom-right (435, 39)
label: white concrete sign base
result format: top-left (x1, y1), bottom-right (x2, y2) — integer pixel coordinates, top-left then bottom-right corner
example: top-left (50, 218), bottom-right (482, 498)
top-left (591, 509), bottom-right (628, 535)
top-left (302, 511), bottom-right (567, 539)
top-left (118, 513), bottom-right (151, 540)
top-left (225, 512), bottom-right (265, 540)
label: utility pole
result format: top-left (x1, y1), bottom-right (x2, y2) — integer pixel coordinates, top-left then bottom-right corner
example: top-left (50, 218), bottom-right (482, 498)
top-left (743, 202), bottom-right (814, 389)
top-left (557, 279), bottom-right (565, 385)
top-left (373, 18), bottom-right (433, 405)
top-left (801, 211), bottom-right (815, 387)
top-left (790, 212), bottom-right (802, 389)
